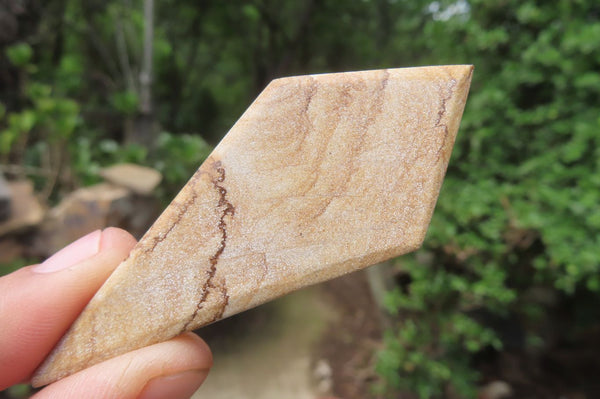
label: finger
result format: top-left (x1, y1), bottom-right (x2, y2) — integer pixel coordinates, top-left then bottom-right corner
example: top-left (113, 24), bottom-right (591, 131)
top-left (0, 228), bottom-right (137, 389)
top-left (33, 333), bottom-right (212, 399)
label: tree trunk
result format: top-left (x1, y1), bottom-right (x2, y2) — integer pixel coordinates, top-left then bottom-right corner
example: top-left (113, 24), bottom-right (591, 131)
top-left (128, 0), bottom-right (156, 148)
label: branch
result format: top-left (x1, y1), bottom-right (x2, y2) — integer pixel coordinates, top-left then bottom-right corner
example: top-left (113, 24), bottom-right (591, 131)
top-left (115, 9), bottom-right (137, 93)
top-left (139, 0), bottom-right (154, 114)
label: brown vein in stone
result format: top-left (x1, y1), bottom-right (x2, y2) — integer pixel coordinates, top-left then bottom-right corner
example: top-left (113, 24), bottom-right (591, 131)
top-left (181, 162), bottom-right (234, 331)
top-left (435, 72), bottom-right (458, 158)
top-left (212, 284), bottom-right (230, 321)
top-left (302, 76), bottom-right (317, 114)
top-left (258, 76), bottom-right (323, 222)
top-left (289, 76), bottom-right (318, 156)
top-left (145, 171), bottom-right (203, 254)
top-left (299, 77), bottom-right (357, 197)
top-left (293, 77), bottom-right (361, 222)
top-left (311, 69), bottom-right (390, 219)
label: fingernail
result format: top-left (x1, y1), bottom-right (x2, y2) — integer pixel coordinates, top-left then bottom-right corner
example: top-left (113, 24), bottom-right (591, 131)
top-left (32, 230), bottom-right (102, 273)
top-left (138, 369), bottom-right (208, 399)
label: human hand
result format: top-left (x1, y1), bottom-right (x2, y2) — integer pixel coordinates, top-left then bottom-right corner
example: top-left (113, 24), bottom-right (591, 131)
top-left (0, 228), bottom-right (212, 399)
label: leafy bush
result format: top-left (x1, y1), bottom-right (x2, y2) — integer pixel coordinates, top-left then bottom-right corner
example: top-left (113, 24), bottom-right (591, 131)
top-left (376, 1), bottom-right (600, 397)
top-left (1, 42), bottom-right (211, 202)
top-left (151, 132), bottom-right (212, 197)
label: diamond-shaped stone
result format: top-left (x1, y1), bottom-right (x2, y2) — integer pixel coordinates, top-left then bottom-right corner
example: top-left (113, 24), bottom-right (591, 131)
top-left (33, 65), bottom-right (473, 386)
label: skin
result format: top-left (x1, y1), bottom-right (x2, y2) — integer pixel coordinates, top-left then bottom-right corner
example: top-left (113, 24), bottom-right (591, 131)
top-left (0, 228), bottom-right (212, 399)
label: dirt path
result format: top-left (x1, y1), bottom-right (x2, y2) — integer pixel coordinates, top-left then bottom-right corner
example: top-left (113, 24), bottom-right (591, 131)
top-left (193, 285), bottom-right (338, 399)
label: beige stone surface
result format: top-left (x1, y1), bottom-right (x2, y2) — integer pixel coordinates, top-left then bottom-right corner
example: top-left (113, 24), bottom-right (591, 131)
top-left (33, 65), bottom-right (473, 386)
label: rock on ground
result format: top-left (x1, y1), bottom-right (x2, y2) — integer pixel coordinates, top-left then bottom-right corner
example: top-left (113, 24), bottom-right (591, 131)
top-left (0, 174), bottom-right (10, 222)
top-left (35, 182), bottom-right (159, 256)
top-left (0, 180), bottom-right (44, 236)
top-left (99, 163), bottom-right (162, 195)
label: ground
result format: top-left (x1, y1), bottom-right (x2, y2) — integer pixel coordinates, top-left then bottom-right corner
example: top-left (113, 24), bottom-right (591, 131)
top-left (193, 270), bottom-right (381, 399)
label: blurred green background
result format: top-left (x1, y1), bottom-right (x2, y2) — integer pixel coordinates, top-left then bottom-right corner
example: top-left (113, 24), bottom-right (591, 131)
top-left (1, 1), bottom-right (599, 398)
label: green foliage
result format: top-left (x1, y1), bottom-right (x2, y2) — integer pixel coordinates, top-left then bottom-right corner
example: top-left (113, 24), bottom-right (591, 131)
top-left (6, 43), bottom-right (33, 67)
top-left (0, 80), bottom-right (80, 186)
top-left (110, 91), bottom-right (139, 115)
top-left (376, 319), bottom-right (483, 399)
top-left (3, 383), bottom-right (32, 398)
top-left (0, 111), bottom-right (34, 155)
top-left (425, 0), bottom-right (600, 294)
top-left (0, 81), bottom-right (80, 156)
top-left (29, 84), bottom-right (80, 140)
top-left (152, 132), bottom-right (212, 194)
top-left (375, 256), bottom-right (509, 398)
top-left (376, 0), bottom-right (600, 397)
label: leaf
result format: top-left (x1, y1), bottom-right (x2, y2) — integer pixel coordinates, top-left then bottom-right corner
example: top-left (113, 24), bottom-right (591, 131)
top-left (0, 129), bottom-right (16, 155)
top-left (6, 43), bottom-right (33, 67)
top-left (19, 110), bottom-right (36, 132)
top-left (110, 91), bottom-right (139, 115)
top-left (242, 4), bottom-right (260, 22)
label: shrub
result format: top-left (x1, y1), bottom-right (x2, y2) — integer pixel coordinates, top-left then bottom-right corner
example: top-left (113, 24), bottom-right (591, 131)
top-left (376, 1), bottom-right (600, 397)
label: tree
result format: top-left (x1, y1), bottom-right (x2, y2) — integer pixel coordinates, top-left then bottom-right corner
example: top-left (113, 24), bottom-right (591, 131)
top-left (129, 0), bottom-right (155, 147)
